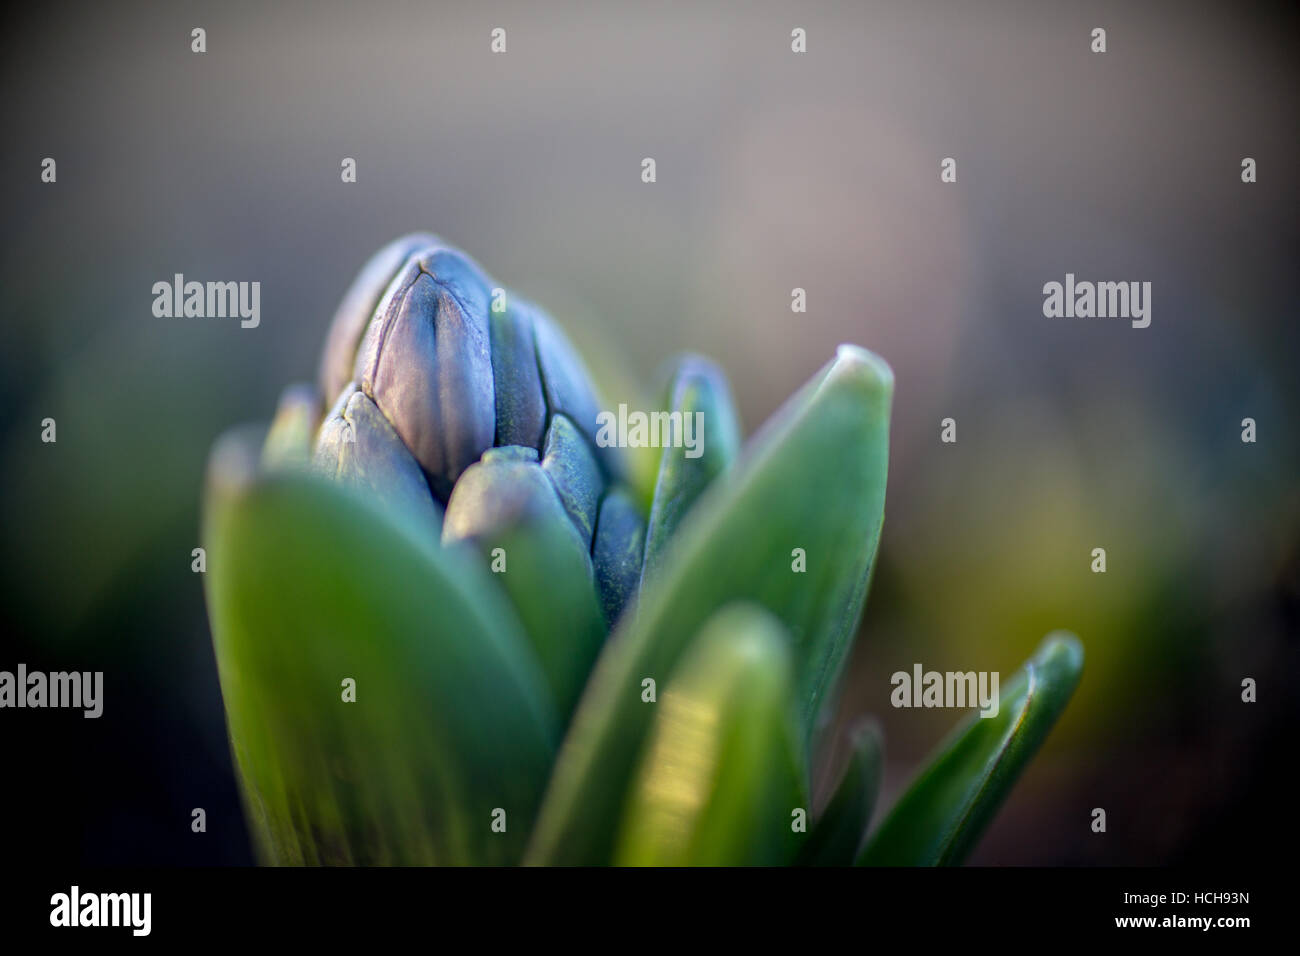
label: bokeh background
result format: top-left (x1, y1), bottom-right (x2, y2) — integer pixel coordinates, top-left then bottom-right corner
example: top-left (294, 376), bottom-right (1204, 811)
top-left (2, 0), bottom-right (1295, 865)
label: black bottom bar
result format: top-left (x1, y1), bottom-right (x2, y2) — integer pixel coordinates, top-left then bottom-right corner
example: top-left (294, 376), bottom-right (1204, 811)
top-left (5, 867), bottom-right (1264, 942)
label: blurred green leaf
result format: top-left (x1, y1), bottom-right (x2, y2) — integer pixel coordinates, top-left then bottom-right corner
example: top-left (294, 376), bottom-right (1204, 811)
top-left (527, 345), bottom-right (892, 865)
top-left (203, 430), bottom-right (558, 865)
top-left (613, 603), bottom-right (804, 866)
top-left (261, 383), bottom-right (321, 470)
top-left (798, 719), bottom-right (883, 866)
top-left (857, 633), bottom-right (1083, 866)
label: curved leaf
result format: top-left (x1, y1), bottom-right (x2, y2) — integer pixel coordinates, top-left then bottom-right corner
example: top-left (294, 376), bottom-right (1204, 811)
top-left (613, 603), bottom-right (804, 866)
top-left (203, 430), bottom-right (558, 865)
top-left (527, 344), bottom-right (892, 865)
top-left (857, 633), bottom-right (1083, 866)
top-left (261, 383), bottom-right (322, 470)
top-left (798, 719), bottom-right (883, 866)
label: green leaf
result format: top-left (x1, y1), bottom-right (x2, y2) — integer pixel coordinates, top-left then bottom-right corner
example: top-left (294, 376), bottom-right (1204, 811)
top-left (613, 603), bottom-right (804, 866)
top-left (798, 719), bottom-right (883, 866)
top-left (442, 445), bottom-right (606, 721)
top-left (261, 383), bottom-right (322, 471)
top-left (527, 345), bottom-right (892, 865)
top-left (203, 430), bottom-right (559, 865)
top-left (639, 355), bottom-right (741, 589)
top-left (857, 633), bottom-right (1084, 866)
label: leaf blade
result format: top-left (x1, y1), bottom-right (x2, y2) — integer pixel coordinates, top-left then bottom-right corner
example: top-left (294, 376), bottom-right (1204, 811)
top-left (639, 354), bottom-right (741, 588)
top-left (204, 432), bottom-right (558, 865)
top-left (613, 603), bottom-right (804, 866)
top-left (798, 719), bottom-right (884, 866)
top-left (857, 633), bottom-right (1084, 866)
top-left (527, 345), bottom-right (892, 864)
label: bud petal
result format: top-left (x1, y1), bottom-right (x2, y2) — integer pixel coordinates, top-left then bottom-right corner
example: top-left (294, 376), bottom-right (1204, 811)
top-left (355, 248), bottom-right (495, 499)
top-left (540, 413), bottom-right (603, 546)
top-left (591, 487), bottom-right (646, 627)
top-left (314, 383), bottom-right (443, 538)
top-left (318, 232), bottom-right (440, 405)
top-left (533, 308), bottom-right (623, 479)
top-left (441, 446), bottom-right (550, 538)
top-left (444, 448), bottom-right (605, 718)
top-left (489, 296), bottom-right (547, 449)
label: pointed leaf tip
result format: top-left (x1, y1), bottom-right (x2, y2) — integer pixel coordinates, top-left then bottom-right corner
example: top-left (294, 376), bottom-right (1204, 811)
top-left (857, 632), bottom-right (1083, 867)
top-left (798, 718), bottom-right (884, 866)
top-left (207, 424), bottom-right (268, 503)
top-left (527, 345), bottom-right (892, 865)
top-left (640, 353), bottom-right (741, 590)
top-left (262, 384), bottom-right (323, 471)
top-left (830, 343), bottom-right (894, 391)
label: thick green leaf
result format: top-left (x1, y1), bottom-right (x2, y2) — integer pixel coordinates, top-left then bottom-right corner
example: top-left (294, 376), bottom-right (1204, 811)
top-left (857, 633), bottom-right (1084, 866)
top-left (639, 355), bottom-right (741, 589)
top-left (798, 719), bottom-right (883, 866)
top-left (203, 430), bottom-right (558, 865)
top-left (613, 604), bottom-right (804, 866)
top-left (527, 345), bottom-right (892, 865)
top-left (442, 445), bottom-right (606, 721)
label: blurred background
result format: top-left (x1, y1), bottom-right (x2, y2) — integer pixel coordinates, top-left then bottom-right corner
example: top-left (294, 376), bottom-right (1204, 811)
top-left (1, 0), bottom-right (1295, 865)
